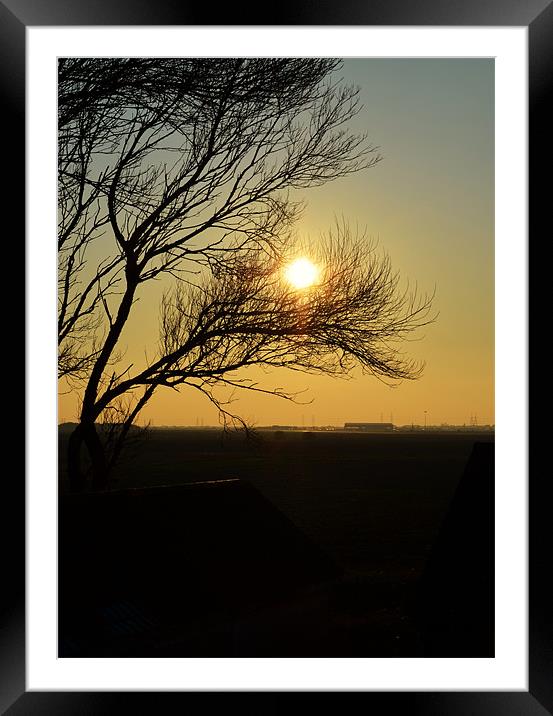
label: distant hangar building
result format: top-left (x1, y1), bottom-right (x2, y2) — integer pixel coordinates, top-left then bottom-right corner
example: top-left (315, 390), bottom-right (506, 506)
top-left (344, 422), bottom-right (395, 433)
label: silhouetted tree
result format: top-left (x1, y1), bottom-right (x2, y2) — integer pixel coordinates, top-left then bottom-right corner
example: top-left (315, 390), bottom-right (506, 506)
top-left (58, 58), bottom-right (434, 491)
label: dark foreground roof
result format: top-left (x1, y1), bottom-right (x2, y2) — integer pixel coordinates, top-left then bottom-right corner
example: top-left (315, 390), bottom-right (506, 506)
top-left (59, 480), bottom-right (341, 656)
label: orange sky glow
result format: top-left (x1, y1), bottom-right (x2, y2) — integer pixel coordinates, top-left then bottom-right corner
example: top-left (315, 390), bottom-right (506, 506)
top-left (59, 59), bottom-right (494, 428)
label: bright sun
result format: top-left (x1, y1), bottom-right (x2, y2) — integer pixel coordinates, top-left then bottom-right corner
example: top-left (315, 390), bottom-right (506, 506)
top-left (284, 257), bottom-right (319, 289)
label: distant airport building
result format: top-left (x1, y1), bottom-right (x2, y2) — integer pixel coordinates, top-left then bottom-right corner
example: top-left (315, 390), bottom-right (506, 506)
top-left (344, 422), bottom-right (394, 433)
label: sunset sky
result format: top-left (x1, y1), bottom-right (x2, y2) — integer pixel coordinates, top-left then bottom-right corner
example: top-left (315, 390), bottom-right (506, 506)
top-left (58, 58), bottom-right (494, 428)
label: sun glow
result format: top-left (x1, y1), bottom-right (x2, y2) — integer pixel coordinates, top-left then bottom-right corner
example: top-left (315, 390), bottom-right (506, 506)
top-left (284, 257), bottom-right (319, 290)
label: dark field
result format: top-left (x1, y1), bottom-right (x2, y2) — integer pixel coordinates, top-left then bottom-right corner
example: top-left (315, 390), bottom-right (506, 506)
top-left (58, 429), bottom-right (494, 657)
top-left (60, 428), bottom-right (492, 576)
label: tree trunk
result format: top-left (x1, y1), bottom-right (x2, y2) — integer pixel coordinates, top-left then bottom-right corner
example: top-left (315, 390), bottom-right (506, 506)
top-left (67, 424), bottom-right (86, 493)
top-left (73, 279), bottom-right (138, 492)
top-left (82, 422), bottom-right (109, 491)
top-left (67, 422), bottom-right (109, 492)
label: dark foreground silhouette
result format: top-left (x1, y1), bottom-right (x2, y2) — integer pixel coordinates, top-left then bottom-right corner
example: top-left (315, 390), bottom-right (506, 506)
top-left (413, 441), bottom-right (494, 656)
top-left (58, 435), bottom-right (494, 657)
top-left (59, 480), bottom-right (341, 656)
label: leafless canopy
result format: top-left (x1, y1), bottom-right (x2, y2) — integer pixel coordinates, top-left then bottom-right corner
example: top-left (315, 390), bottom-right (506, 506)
top-left (58, 58), bottom-right (377, 378)
top-left (97, 226), bottom-right (433, 414)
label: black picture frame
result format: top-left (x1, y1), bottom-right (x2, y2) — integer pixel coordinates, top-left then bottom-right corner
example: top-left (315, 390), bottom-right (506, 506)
top-left (7, 1), bottom-right (548, 712)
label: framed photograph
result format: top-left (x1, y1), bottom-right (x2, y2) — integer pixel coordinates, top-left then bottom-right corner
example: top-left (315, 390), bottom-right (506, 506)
top-left (7, 0), bottom-right (548, 712)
